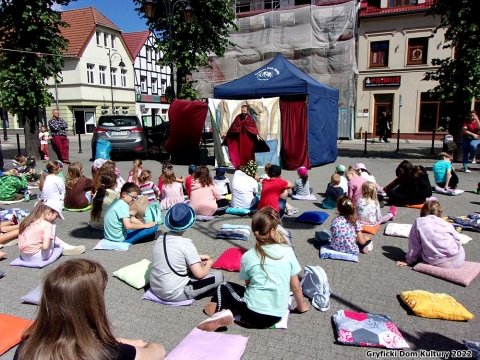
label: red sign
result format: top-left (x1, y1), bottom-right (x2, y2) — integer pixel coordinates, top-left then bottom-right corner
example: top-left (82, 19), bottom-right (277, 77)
top-left (364, 76), bottom-right (401, 87)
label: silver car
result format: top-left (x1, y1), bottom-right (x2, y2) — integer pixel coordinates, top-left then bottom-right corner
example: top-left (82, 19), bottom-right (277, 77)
top-left (91, 115), bottom-right (147, 159)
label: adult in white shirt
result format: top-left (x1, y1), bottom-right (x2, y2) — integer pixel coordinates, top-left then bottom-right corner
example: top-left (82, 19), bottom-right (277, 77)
top-left (231, 162), bottom-right (259, 209)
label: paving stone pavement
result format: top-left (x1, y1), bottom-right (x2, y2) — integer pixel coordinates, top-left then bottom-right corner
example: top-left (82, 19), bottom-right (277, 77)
top-left (0, 136), bottom-right (478, 360)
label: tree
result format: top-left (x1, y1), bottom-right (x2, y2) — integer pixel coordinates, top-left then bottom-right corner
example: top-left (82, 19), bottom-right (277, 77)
top-left (0, 0), bottom-right (73, 158)
top-left (133, 0), bottom-right (237, 99)
top-left (423, 0), bottom-right (480, 134)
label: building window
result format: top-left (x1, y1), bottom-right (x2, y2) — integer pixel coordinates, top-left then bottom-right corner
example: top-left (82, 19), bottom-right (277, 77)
top-left (389, 0), bottom-right (413, 7)
top-left (99, 66), bottom-right (107, 85)
top-left (121, 69), bottom-right (127, 87)
top-left (161, 79), bottom-right (167, 94)
top-left (87, 63), bottom-right (95, 84)
top-left (407, 37), bottom-right (428, 65)
top-left (152, 78), bottom-right (158, 94)
top-left (418, 92), bottom-right (455, 132)
top-left (104, 33), bottom-right (108, 47)
top-left (140, 76), bottom-right (147, 92)
top-left (111, 68), bottom-right (117, 86)
top-left (370, 41), bottom-right (389, 67)
top-left (264, 0), bottom-right (280, 9)
top-left (236, 3), bottom-right (250, 13)
top-left (111, 36), bottom-right (116, 49)
top-left (96, 31), bottom-right (101, 45)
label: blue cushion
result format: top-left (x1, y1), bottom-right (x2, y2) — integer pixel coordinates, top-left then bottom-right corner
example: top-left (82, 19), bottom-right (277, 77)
top-left (196, 215), bottom-right (217, 221)
top-left (93, 239), bottom-right (132, 251)
top-left (226, 207), bottom-right (251, 216)
top-left (10, 247), bottom-right (63, 268)
top-left (321, 198), bottom-right (337, 209)
top-left (320, 245), bottom-right (359, 262)
top-left (21, 284), bottom-right (42, 305)
top-left (295, 211), bottom-right (329, 224)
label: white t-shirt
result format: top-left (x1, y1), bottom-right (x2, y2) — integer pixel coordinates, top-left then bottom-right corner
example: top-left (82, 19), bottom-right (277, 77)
top-left (38, 131), bottom-right (50, 145)
top-left (339, 176), bottom-right (348, 195)
top-left (231, 170), bottom-right (258, 208)
top-left (41, 175), bottom-right (65, 202)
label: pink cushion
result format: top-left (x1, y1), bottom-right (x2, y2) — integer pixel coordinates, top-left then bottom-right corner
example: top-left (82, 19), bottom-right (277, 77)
top-left (413, 261), bottom-right (480, 286)
top-left (165, 328), bottom-right (248, 360)
top-left (212, 248), bottom-right (247, 272)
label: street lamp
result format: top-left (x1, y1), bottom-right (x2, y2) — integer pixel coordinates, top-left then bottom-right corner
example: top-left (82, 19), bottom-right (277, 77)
top-left (108, 48), bottom-right (126, 112)
top-left (143, 0), bottom-right (195, 99)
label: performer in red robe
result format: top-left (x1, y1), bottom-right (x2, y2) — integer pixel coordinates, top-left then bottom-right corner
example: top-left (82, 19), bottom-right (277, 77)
top-left (222, 105), bottom-right (261, 169)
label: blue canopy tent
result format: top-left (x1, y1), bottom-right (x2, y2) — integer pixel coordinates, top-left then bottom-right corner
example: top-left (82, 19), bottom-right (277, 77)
top-left (214, 54), bottom-right (339, 168)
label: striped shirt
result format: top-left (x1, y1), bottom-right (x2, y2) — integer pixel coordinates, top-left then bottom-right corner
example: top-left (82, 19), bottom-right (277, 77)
top-left (140, 181), bottom-right (159, 203)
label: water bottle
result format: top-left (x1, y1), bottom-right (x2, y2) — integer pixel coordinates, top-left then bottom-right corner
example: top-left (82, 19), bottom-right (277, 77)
top-left (24, 189), bottom-right (30, 202)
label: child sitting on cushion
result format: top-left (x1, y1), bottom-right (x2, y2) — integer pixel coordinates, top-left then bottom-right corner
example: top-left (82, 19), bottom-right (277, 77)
top-left (159, 167), bottom-right (185, 210)
top-left (64, 162), bottom-right (94, 209)
top-left (345, 166), bottom-right (367, 206)
top-left (258, 165), bottom-right (296, 217)
top-left (149, 203), bottom-right (223, 302)
top-left (185, 164), bottom-right (197, 198)
top-left (396, 201), bottom-right (465, 269)
top-left (293, 167), bottom-right (311, 197)
top-left (18, 199), bottom-right (84, 260)
top-left (198, 207), bottom-right (309, 332)
top-left (39, 161), bottom-right (65, 205)
top-left (103, 182), bottom-right (157, 244)
top-left (330, 195), bottom-right (372, 255)
top-left (432, 152), bottom-right (462, 193)
top-left (322, 174), bottom-right (344, 209)
top-left (89, 172), bottom-right (119, 230)
top-left (356, 181), bottom-right (396, 226)
top-left (213, 167), bottom-right (230, 196)
top-left (139, 169), bottom-right (160, 203)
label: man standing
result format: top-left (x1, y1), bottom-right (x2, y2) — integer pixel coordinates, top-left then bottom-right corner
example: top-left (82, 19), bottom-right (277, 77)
top-left (222, 105), bottom-right (262, 169)
top-left (378, 111), bottom-right (389, 143)
top-left (48, 109), bottom-right (70, 163)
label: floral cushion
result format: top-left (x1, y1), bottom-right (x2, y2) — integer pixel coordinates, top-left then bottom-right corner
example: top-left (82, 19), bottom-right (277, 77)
top-left (332, 310), bottom-right (409, 349)
top-left (384, 223), bottom-right (412, 238)
top-left (400, 290), bottom-right (475, 321)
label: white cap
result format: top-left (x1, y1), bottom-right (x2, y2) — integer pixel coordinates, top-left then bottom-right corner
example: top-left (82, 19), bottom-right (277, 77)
top-left (43, 199), bottom-right (65, 220)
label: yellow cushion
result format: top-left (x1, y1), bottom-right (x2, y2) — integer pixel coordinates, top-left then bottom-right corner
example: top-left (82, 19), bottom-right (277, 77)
top-left (400, 290), bottom-right (475, 321)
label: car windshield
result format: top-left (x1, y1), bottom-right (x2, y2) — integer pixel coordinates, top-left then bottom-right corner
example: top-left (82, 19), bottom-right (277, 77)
top-left (98, 117), bottom-right (138, 127)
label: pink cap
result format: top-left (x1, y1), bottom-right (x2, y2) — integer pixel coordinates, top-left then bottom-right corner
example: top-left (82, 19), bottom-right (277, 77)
top-left (297, 167), bottom-right (308, 176)
top-left (354, 163), bottom-right (367, 171)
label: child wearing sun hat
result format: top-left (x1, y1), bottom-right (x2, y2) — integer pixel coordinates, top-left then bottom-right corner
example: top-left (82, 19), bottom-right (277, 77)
top-left (149, 203), bottom-right (224, 302)
top-left (293, 166), bottom-right (311, 197)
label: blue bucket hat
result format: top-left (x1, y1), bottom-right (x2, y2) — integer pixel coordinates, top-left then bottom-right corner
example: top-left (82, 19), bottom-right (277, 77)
top-left (164, 203), bottom-right (196, 232)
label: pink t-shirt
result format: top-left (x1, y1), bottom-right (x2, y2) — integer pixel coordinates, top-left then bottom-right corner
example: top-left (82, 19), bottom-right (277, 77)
top-left (18, 219), bottom-right (53, 255)
top-left (190, 180), bottom-right (222, 216)
top-left (348, 176), bottom-right (367, 206)
top-left (127, 169), bottom-right (142, 185)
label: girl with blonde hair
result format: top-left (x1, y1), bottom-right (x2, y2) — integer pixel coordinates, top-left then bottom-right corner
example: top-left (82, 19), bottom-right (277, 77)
top-left (139, 169), bottom-right (160, 203)
top-left (200, 207), bottom-right (308, 332)
top-left (356, 181), bottom-right (396, 226)
top-left (14, 259), bottom-right (166, 360)
top-left (127, 159), bottom-right (143, 186)
top-left (64, 162), bottom-right (94, 209)
top-left (39, 160), bottom-right (65, 204)
top-left (159, 166), bottom-right (185, 210)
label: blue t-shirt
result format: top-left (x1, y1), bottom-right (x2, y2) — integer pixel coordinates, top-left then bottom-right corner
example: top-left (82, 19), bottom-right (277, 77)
top-left (432, 160), bottom-right (452, 184)
top-left (104, 198), bottom-right (130, 241)
top-left (239, 244), bottom-right (301, 317)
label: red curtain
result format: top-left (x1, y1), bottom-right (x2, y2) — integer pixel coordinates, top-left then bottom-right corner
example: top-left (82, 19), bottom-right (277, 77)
top-left (280, 100), bottom-right (310, 170)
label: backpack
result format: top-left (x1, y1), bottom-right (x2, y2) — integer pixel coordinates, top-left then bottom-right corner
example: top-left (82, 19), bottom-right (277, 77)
top-left (300, 265), bottom-right (332, 312)
top-left (144, 202), bottom-right (163, 225)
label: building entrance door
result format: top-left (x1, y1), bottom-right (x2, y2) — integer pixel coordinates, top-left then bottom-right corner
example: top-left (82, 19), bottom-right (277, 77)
top-left (373, 94), bottom-right (393, 137)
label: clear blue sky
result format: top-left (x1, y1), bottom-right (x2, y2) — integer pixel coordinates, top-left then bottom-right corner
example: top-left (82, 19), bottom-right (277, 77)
top-left (61, 0), bottom-right (149, 33)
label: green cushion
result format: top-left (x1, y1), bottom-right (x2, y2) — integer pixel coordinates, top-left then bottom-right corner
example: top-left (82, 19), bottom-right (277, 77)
top-left (64, 204), bottom-right (93, 212)
top-left (113, 259), bottom-right (152, 289)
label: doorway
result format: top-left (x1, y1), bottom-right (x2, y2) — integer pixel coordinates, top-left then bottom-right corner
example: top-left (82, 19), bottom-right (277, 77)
top-left (373, 94), bottom-right (393, 137)
top-left (73, 108), bottom-right (96, 134)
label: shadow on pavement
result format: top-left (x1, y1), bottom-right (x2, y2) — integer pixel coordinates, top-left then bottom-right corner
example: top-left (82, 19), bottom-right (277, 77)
top-left (381, 245), bottom-right (406, 262)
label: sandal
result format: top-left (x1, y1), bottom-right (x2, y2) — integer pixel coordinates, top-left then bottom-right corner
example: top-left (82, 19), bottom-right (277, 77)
top-left (286, 209), bottom-right (294, 216)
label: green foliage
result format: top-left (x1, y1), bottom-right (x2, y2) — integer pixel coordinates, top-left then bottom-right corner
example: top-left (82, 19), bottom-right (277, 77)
top-left (424, 0), bottom-right (480, 106)
top-left (133, 0), bottom-right (237, 98)
top-left (179, 80), bottom-right (200, 100)
top-left (0, 0), bottom-right (73, 156)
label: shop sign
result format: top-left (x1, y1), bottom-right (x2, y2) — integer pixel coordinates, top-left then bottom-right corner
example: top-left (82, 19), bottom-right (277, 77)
top-left (364, 76), bottom-right (401, 87)
top-left (136, 94), bottom-right (168, 103)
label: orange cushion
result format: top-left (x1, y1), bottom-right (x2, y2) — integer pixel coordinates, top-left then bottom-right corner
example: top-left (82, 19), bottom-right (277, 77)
top-left (405, 203), bottom-right (424, 209)
top-left (361, 225), bottom-right (380, 234)
top-left (0, 313), bottom-right (33, 355)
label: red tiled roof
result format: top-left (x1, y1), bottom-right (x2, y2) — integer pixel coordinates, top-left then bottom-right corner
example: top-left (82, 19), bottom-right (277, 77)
top-left (359, 0), bottom-right (434, 17)
top-left (60, 7), bottom-right (121, 56)
top-left (122, 30), bottom-right (150, 59)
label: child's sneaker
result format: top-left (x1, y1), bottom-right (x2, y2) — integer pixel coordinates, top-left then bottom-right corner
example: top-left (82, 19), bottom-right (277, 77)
top-left (388, 205), bottom-right (397, 221)
top-left (62, 245), bottom-right (86, 256)
top-left (44, 156), bottom-right (49, 160)
top-left (291, 207), bottom-right (299, 214)
top-left (359, 240), bottom-right (373, 254)
top-left (197, 310), bottom-right (234, 332)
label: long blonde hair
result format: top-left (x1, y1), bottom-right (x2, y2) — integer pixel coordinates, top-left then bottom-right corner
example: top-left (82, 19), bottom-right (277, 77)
top-left (130, 159), bottom-right (142, 184)
top-left (39, 161), bottom-right (61, 191)
top-left (65, 162), bottom-right (83, 190)
top-left (251, 207), bottom-right (288, 273)
top-left (16, 259), bottom-right (119, 360)
top-left (361, 181), bottom-right (378, 205)
top-left (19, 201), bottom-right (56, 234)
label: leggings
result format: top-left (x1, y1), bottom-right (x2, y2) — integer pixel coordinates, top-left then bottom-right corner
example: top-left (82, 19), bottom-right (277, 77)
top-left (211, 282), bottom-right (281, 328)
top-left (173, 270), bottom-right (224, 301)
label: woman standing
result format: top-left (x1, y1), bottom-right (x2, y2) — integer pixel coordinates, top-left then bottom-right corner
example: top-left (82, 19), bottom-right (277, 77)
top-left (461, 110), bottom-right (480, 173)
